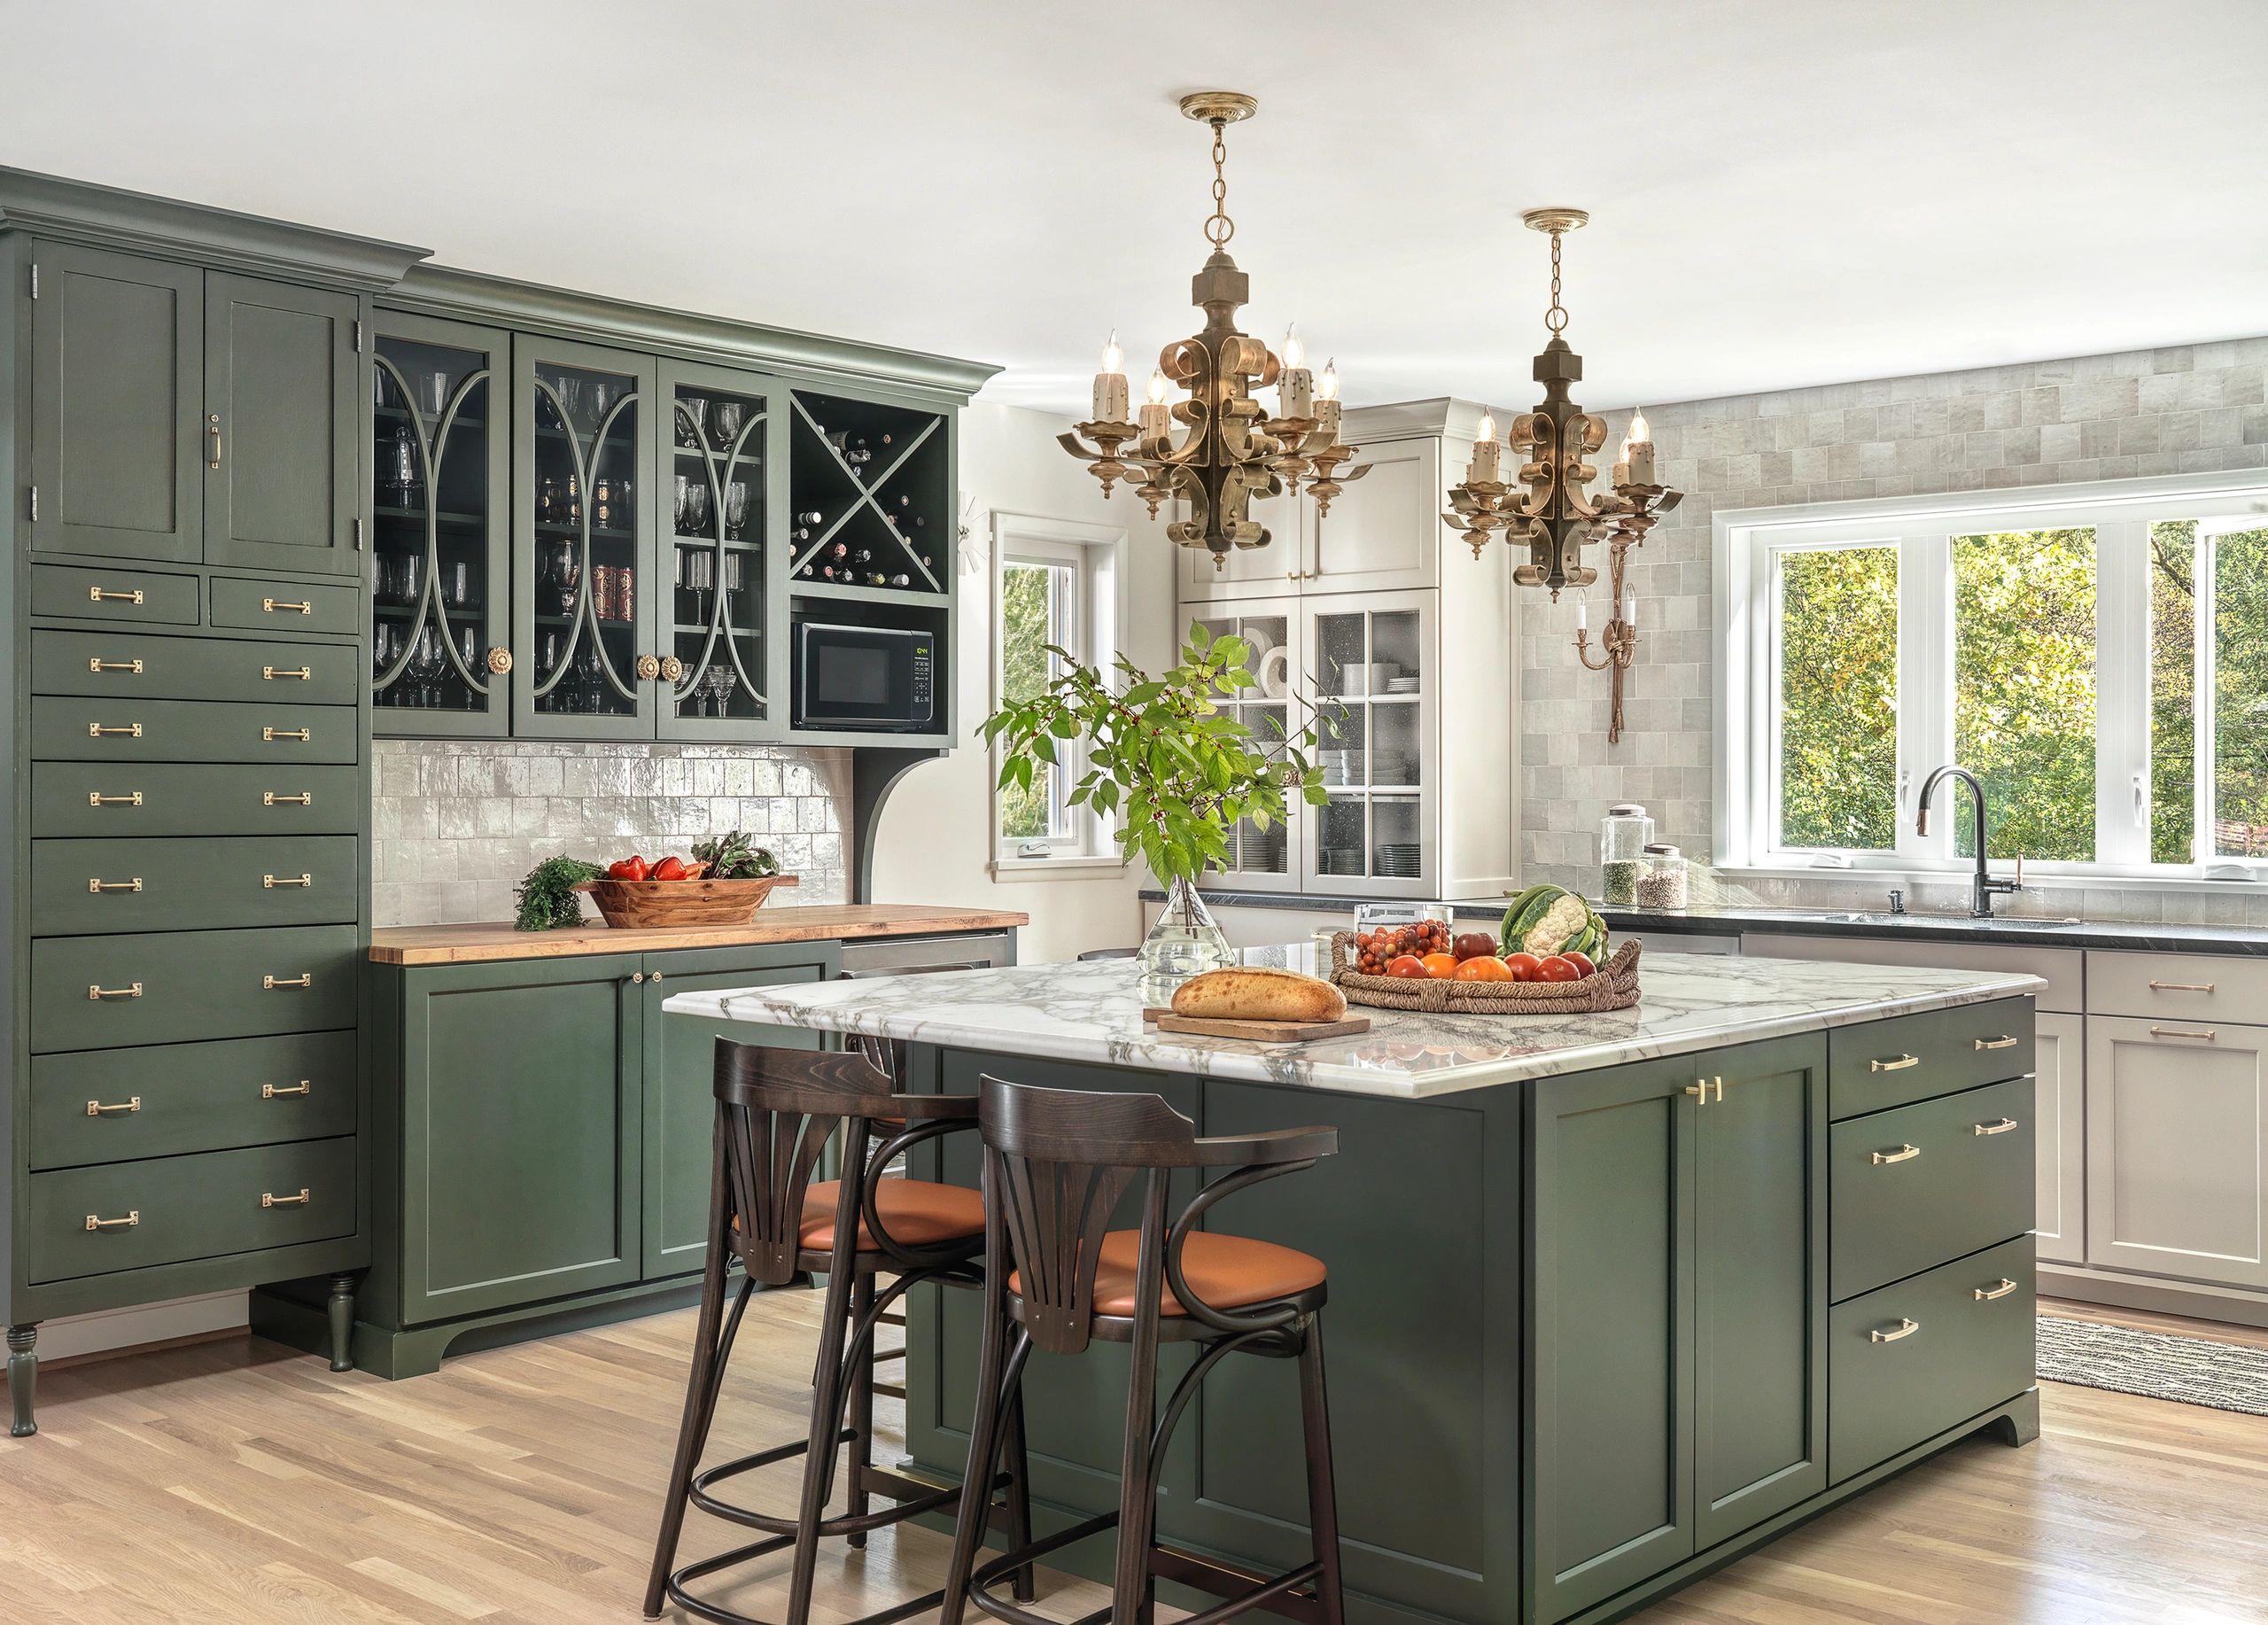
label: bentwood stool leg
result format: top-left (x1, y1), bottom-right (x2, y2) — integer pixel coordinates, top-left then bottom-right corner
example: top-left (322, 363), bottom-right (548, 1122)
top-left (646, 1141), bottom-right (742, 1621)
top-left (1297, 1315), bottom-right (1346, 1625)
top-left (1000, 1383), bottom-right (1037, 1604)
top-left (845, 1271), bottom-right (877, 1549)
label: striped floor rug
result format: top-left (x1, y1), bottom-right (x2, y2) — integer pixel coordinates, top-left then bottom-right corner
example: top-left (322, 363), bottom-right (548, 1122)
top-left (2038, 1315), bottom-right (2268, 1416)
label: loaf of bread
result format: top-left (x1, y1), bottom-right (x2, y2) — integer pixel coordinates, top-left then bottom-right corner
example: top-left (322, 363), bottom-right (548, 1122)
top-left (1170, 966), bottom-right (1347, 1023)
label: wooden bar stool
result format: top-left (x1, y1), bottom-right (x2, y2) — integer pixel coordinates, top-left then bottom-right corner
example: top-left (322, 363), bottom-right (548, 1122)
top-left (941, 1077), bottom-right (1345, 1625)
top-left (643, 1042), bottom-right (1035, 1625)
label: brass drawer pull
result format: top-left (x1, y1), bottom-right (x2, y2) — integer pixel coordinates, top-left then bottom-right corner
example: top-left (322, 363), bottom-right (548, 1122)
top-left (1974, 1117), bottom-right (2020, 1136)
top-left (88, 586), bottom-right (145, 605)
top-left (85, 1097), bottom-right (141, 1116)
top-left (84, 1210), bottom-right (140, 1232)
top-left (262, 791), bottom-right (313, 806)
top-left (2148, 979), bottom-right (2214, 993)
top-left (1870, 1054), bottom-right (1921, 1072)
top-left (1869, 1318), bottom-right (1921, 1343)
top-left (263, 873), bottom-right (313, 889)
top-left (1973, 1034), bottom-right (2018, 1051)
top-left (262, 727), bottom-right (311, 743)
top-left (1975, 1278), bottom-right (2020, 1302)
top-left (262, 1080), bottom-right (312, 1100)
top-left (89, 791), bottom-right (143, 807)
top-left (88, 877), bottom-right (143, 893)
top-left (262, 597), bottom-right (314, 615)
top-left (89, 657), bottom-right (144, 674)
top-left (262, 665), bottom-right (313, 681)
top-left (87, 722), bottom-right (142, 738)
top-left (262, 973), bottom-right (314, 991)
top-left (88, 983), bottom-right (144, 1000)
top-left (2148, 1025), bottom-right (2217, 1042)
top-left (208, 413), bottom-right (223, 469)
top-left (260, 1189), bottom-right (311, 1209)
top-left (1871, 1144), bottom-right (1922, 1165)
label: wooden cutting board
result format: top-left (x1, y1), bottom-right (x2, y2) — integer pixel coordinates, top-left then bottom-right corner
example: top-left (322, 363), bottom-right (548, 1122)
top-left (1141, 1008), bottom-right (1371, 1042)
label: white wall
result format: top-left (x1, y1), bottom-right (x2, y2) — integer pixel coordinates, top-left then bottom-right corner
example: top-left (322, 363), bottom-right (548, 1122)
top-left (866, 397), bottom-right (1178, 963)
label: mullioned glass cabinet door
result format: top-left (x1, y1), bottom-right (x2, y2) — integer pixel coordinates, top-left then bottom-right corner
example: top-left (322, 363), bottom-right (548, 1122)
top-left (369, 311), bottom-right (512, 735)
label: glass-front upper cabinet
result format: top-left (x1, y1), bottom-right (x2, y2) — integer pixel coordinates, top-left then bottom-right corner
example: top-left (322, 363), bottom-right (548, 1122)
top-left (370, 313), bottom-right (511, 734)
top-left (512, 336), bottom-right (659, 738)
top-left (659, 362), bottom-right (780, 737)
top-left (1305, 591), bottom-right (1434, 898)
top-left (1192, 606), bottom-right (1301, 892)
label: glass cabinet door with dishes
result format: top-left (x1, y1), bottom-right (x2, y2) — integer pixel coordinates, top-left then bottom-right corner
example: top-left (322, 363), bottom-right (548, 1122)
top-left (511, 336), bottom-right (660, 738)
top-left (1304, 590), bottom-right (1434, 898)
top-left (369, 313), bottom-right (512, 735)
top-left (1190, 605), bottom-right (1302, 892)
top-left (657, 362), bottom-right (781, 738)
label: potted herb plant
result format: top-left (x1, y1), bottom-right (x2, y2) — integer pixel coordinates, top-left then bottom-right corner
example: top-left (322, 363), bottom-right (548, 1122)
top-left (983, 622), bottom-right (1332, 984)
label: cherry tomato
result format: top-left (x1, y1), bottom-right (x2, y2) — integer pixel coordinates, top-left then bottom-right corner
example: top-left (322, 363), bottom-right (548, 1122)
top-left (1500, 952), bottom-right (1542, 982)
top-left (1559, 950), bottom-right (1596, 978)
top-left (651, 855), bottom-right (687, 881)
top-left (1386, 954), bottom-right (1429, 979)
top-left (1535, 955), bottom-right (1581, 983)
top-left (1420, 952), bottom-right (1459, 979)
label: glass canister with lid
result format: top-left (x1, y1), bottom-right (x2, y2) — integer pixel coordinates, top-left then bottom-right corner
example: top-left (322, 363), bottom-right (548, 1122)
top-left (1600, 804), bottom-right (1653, 906)
top-left (1637, 843), bottom-right (1689, 910)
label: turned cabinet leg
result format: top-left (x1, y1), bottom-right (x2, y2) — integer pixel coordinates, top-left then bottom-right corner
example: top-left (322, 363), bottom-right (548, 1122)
top-left (7, 1325), bottom-right (36, 1438)
top-left (327, 1275), bottom-right (359, 1374)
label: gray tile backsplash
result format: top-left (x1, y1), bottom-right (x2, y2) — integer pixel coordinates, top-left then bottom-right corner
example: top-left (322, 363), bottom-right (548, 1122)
top-left (372, 740), bottom-right (850, 927)
top-left (1519, 334), bottom-right (2268, 925)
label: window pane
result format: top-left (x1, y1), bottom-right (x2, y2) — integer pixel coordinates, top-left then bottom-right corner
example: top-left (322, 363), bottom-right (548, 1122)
top-left (2213, 525), bottom-right (2268, 858)
top-left (1952, 528), bottom-right (2096, 862)
top-left (1776, 546), bottom-right (1899, 851)
top-left (2148, 520), bottom-right (2198, 863)
top-left (999, 558), bottom-right (1073, 842)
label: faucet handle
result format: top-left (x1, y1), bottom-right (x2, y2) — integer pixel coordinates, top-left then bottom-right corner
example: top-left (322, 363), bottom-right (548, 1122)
top-left (1888, 888), bottom-right (1906, 915)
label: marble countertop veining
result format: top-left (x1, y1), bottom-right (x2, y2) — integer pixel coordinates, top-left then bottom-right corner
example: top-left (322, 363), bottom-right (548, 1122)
top-left (662, 945), bottom-right (2045, 1100)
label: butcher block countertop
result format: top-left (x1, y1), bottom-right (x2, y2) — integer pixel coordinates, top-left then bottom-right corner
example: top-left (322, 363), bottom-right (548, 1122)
top-left (368, 904), bottom-right (1029, 966)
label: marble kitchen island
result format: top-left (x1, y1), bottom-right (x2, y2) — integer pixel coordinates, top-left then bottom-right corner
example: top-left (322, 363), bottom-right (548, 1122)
top-left (668, 947), bottom-right (2047, 1625)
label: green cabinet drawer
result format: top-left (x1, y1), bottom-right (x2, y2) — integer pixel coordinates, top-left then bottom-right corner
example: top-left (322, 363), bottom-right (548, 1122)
top-left (31, 695), bottom-right (359, 764)
top-left (28, 563), bottom-right (200, 625)
top-left (31, 836), bottom-right (361, 934)
top-left (1829, 1077), bottom-right (2035, 1300)
top-left (1827, 1235), bottom-right (2034, 1483)
top-left (209, 576), bottom-right (361, 637)
top-left (1829, 999), bottom-right (2034, 1119)
top-left (32, 761), bottom-right (361, 837)
top-left (29, 1030), bottom-right (357, 1170)
top-left (28, 924), bottom-right (358, 1054)
top-left (27, 1137), bottom-right (357, 1284)
top-left (31, 628), bottom-right (362, 704)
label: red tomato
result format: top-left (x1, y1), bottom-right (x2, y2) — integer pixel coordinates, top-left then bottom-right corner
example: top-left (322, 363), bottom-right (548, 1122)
top-left (1559, 950), bottom-right (1596, 978)
top-left (1535, 956), bottom-right (1581, 983)
top-left (1386, 954), bottom-right (1430, 979)
top-left (1500, 952), bottom-right (1543, 982)
top-left (651, 855), bottom-right (687, 881)
top-left (612, 855), bottom-right (649, 882)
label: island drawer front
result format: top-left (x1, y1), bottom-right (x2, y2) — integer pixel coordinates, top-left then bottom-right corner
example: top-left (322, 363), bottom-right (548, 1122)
top-left (29, 1030), bottom-right (358, 1170)
top-left (1828, 999), bottom-right (2034, 1118)
top-left (2087, 951), bottom-right (2268, 1022)
top-left (28, 924), bottom-right (359, 1054)
top-left (31, 695), bottom-right (359, 764)
top-left (32, 761), bottom-right (361, 837)
top-left (1827, 1236), bottom-right (2034, 1484)
top-left (29, 564), bottom-right (200, 626)
top-left (27, 1136), bottom-right (357, 1284)
top-left (208, 576), bottom-right (361, 638)
top-left (32, 836), bottom-right (361, 935)
top-left (30, 628), bottom-right (362, 705)
top-left (1829, 1077), bottom-right (2036, 1300)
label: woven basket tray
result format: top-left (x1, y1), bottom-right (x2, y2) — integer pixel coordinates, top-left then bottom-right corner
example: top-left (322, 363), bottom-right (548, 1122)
top-left (1329, 933), bottom-right (1643, 1015)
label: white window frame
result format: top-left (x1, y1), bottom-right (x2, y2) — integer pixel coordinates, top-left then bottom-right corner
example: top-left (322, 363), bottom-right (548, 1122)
top-left (1716, 469), bottom-right (2268, 887)
top-left (989, 509), bottom-right (1129, 875)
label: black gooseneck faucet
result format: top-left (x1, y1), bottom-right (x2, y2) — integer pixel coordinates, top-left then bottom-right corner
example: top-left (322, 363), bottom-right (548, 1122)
top-left (1915, 764), bottom-right (2024, 918)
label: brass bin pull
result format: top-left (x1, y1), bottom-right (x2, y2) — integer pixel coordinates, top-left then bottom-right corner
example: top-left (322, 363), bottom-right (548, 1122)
top-left (260, 1189), bottom-right (311, 1209)
top-left (262, 791), bottom-right (314, 806)
top-left (262, 597), bottom-right (314, 615)
top-left (1869, 1318), bottom-right (1921, 1343)
top-left (88, 983), bottom-right (144, 1000)
top-left (262, 665), bottom-right (313, 680)
top-left (1973, 1034), bottom-right (2018, 1051)
top-left (85, 1097), bottom-right (141, 1116)
top-left (2148, 980), bottom-right (2215, 993)
top-left (262, 727), bottom-right (311, 743)
top-left (1871, 1144), bottom-right (1922, 1165)
top-left (84, 1211), bottom-right (140, 1232)
top-left (89, 657), bottom-right (144, 674)
top-left (88, 878), bottom-right (143, 893)
top-left (1974, 1117), bottom-right (2021, 1136)
top-left (1870, 1054), bottom-right (1921, 1072)
top-left (262, 973), bottom-right (314, 991)
top-left (88, 586), bottom-right (145, 605)
top-left (87, 723), bottom-right (142, 738)
top-left (207, 412), bottom-right (223, 469)
top-left (1975, 1279), bottom-right (2020, 1302)
top-left (262, 1080), bottom-right (313, 1100)
top-left (2149, 1025), bottom-right (2218, 1042)
top-left (89, 792), bottom-right (144, 807)
top-left (263, 874), bottom-right (313, 889)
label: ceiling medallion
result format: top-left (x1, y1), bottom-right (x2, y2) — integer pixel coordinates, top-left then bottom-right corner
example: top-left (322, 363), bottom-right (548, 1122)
top-left (1064, 92), bottom-right (1369, 570)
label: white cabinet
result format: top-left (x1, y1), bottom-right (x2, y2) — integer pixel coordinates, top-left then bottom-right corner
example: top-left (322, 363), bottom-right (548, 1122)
top-left (1187, 604), bottom-right (1301, 891)
top-left (2085, 1015), bottom-right (2268, 1289)
top-left (2034, 1011), bottom-right (2086, 1266)
top-left (1305, 438), bottom-right (1441, 594)
top-left (1177, 482), bottom-right (1302, 601)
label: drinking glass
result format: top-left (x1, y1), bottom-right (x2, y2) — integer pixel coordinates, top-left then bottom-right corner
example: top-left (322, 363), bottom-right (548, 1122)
top-left (684, 480), bottom-right (712, 537)
top-left (408, 627), bottom-right (445, 708)
top-left (397, 549), bottom-right (426, 610)
top-left (673, 473), bottom-right (694, 535)
top-left (723, 481), bottom-right (750, 540)
top-left (454, 626), bottom-right (480, 704)
top-left (372, 620), bottom-right (401, 683)
top-left (440, 559), bottom-right (470, 608)
top-left (548, 373), bottom-right (583, 428)
top-left (710, 400), bottom-right (744, 450)
top-left (421, 369), bottom-right (449, 417)
top-left (587, 379), bottom-right (616, 431)
top-left (676, 396), bottom-right (709, 449)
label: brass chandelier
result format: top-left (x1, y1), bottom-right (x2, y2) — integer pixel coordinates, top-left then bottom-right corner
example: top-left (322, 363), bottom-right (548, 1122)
top-left (1063, 91), bottom-right (1368, 569)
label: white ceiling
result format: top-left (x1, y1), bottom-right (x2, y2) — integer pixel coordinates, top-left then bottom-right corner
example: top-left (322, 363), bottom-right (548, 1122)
top-left (6, 1), bottom-right (2265, 415)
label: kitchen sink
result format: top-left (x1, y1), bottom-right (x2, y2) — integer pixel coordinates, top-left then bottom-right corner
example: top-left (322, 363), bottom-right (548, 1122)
top-left (1815, 911), bottom-right (2085, 928)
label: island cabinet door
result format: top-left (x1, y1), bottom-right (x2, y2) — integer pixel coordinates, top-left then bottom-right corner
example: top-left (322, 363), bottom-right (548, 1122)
top-left (638, 943), bottom-right (839, 1279)
top-left (395, 954), bottom-right (645, 1323)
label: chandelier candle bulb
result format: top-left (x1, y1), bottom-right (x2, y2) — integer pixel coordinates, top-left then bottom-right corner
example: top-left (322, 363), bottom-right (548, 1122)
top-left (1141, 369), bottom-right (1171, 439)
top-left (1575, 595), bottom-right (1588, 632)
top-left (1278, 326), bottom-right (1313, 419)
top-left (1619, 409), bottom-right (1656, 486)
top-left (1623, 591), bottom-right (1637, 629)
top-left (1470, 411), bottom-right (1503, 484)
top-left (1093, 331), bottom-right (1130, 424)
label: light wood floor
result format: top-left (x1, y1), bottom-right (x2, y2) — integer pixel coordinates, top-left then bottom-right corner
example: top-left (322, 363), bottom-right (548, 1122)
top-left (2, 1294), bottom-right (2264, 1625)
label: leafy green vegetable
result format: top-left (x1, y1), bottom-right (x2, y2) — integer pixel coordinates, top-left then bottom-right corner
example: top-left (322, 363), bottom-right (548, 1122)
top-left (515, 855), bottom-right (602, 930)
top-left (691, 828), bottom-right (779, 880)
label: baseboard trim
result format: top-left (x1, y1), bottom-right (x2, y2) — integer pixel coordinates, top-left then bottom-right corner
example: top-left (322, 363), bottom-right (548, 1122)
top-left (22, 1291), bottom-right (251, 1363)
top-left (2039, 1264), bottom-right (2268, 1329)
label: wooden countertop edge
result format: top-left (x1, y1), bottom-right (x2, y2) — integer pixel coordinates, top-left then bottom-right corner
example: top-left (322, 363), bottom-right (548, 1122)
top-left (368, 905), bottom-right (1029, 965)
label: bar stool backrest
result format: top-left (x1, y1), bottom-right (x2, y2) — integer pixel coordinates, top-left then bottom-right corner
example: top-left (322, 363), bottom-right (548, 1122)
top-left (713, 1041), bottom-right (895, 1286)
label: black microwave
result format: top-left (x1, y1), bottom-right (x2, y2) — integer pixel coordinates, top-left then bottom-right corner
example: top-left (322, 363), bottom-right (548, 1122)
top-left (793, 622), bottom-right (936, 732)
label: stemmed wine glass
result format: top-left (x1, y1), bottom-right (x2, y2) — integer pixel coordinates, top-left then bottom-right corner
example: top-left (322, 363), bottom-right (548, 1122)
top-left (722, 481), bottom-right (750, 541)
top-left (676, 396), bottom-right (709, 449)
top-left (408, 626), bottom-right (447, 709)
top-left (710, 400), bottom-right (744, 451)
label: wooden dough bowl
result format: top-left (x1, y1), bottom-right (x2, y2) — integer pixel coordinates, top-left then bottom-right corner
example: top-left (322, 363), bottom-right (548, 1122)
top-left (573, 872), bottom-right (797, 927)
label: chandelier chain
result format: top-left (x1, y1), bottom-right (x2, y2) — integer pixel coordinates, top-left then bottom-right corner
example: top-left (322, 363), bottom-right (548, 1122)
top-left (1545, 229), bottom-right (1568, 337)
top-left (1204, 119), bottom-right (1234, 248)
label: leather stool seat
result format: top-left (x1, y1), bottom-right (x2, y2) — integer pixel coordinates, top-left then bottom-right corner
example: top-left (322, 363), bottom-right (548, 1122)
top-left (1014, 1229), bottom-right (1327, 1318)
top-left (800, 1178), bottom-right (986, 1251)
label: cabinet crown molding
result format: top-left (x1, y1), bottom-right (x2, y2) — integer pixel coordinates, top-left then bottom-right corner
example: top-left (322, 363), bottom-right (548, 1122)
top-left (1338, 396), bottom-right (1518, 447)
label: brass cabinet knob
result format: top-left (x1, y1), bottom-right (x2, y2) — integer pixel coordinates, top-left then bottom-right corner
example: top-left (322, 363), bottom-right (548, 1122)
top-left (635, 655), bottom-right (662, 680)
top-left (659, 656), bottom-right (685, 682)
top-left (487, 647), bottom-right (514, 675)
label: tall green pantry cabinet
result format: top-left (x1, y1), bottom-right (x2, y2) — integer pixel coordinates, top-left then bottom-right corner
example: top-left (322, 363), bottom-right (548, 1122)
top-left (0, 172), bottom-right (421, 1433)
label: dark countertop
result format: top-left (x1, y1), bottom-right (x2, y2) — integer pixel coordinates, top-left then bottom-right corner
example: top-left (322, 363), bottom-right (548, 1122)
top-left (1144, 887), bottom-right (2268, 957)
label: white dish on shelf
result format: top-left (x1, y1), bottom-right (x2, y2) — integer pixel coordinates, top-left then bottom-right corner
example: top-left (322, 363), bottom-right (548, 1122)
top-left (1257, 644), bottom-right (1291, 698)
